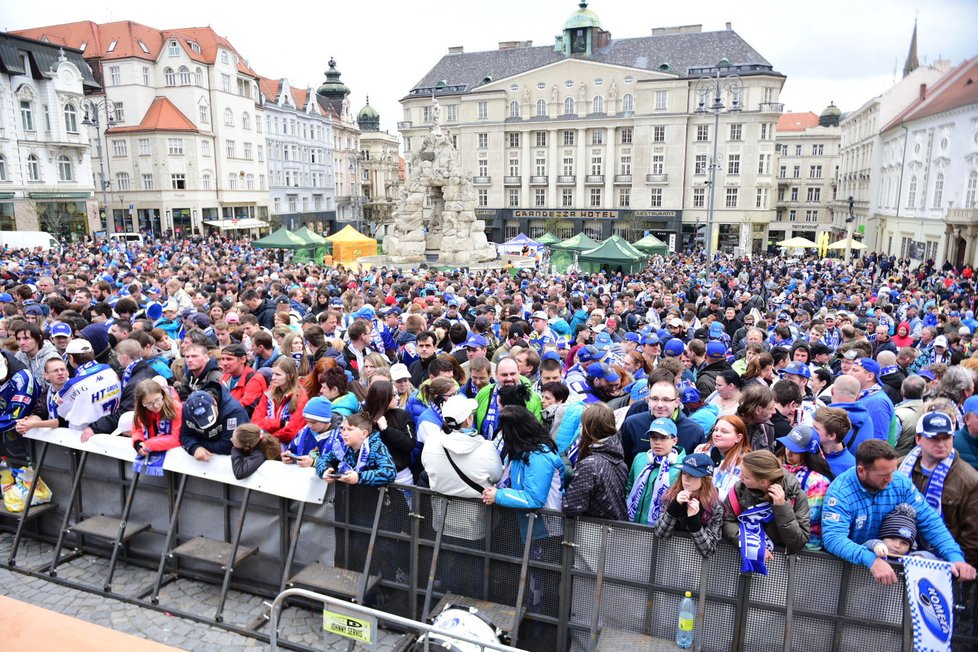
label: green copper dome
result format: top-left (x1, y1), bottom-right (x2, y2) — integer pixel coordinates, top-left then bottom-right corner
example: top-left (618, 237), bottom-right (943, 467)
top-left (316, 57), bottom-right (350, 99)
top-left (819, 101), bottom-right (841, 127)
top-left (564, 1), bottom-right (602, 30)
top-left (357, 96), bottom-right (380, 132)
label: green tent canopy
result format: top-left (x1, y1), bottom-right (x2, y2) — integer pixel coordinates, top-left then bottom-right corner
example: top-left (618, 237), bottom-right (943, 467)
top-left (293, 226), bottom-right (327, 246)
top-left (633, 233), bottom-right (670, 255)
top-left (578, 235), bottom-right (648, 274)
top-left (550, 232), bottom-right (601, 252)
top-left (534, 232), bottom-right (562, 246)
top-left (252, 226), bottom-right (310, 250)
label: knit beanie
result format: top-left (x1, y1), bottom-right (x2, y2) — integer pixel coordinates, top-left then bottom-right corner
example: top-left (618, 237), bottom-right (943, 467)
top-left (877, 503), bottom-right (917, 545)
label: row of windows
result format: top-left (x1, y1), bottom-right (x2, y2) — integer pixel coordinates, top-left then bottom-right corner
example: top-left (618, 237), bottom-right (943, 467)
top-left (901, 171), bottom-right (978, 209)
top-left (775, 209), bottom-right (822, 222)
top-left (777, 164), bottom-right (824, 178)
top-left (0, 153), bottom-right (74, 182)
top-left (472, 185), bottom-right (769, 210)
top-left (265, 115), bottom-right (328, 142)
top-left (777, 144), bottom-right (827, 156)
top-left (147, 171), bottom-right (264, 191)
top-left (777, 187), bottom-right (824, 202)
top-left (18, 100), bottom-right (83, 134)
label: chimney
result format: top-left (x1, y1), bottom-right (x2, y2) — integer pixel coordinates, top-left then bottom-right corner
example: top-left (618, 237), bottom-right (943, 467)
top-left (725, 22), bottom-right (732, 30)
top-left (919, 83), bottom-right (927, 100)
top-left (448, 46), bottom-right (464, 54)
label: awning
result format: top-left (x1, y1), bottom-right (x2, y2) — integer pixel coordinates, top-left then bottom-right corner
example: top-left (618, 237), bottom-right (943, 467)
top-left (203, 219), bottom-right (269, 230)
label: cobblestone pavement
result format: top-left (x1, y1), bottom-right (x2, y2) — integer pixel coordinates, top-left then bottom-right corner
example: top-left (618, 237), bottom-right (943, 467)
top-left (0, 531), bottom-right (408, 650)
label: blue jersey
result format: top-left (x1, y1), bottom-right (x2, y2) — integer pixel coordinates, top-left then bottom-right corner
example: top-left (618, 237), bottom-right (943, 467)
top-left (0, 369), bottom-right (40, 432)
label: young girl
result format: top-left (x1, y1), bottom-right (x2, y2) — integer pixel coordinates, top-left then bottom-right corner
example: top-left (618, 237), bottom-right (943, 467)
top-left (254, 357), bottom-right (308, 443)
top-left (315, 413), bottom-right (396, 486)
top-left (230, 423), bottom-right (281, 480)
top-left (131, 378), bottom-right (183, 475)
top-left (776, 425), bottom-right (832, 551)
top-left (652, 452), bottom-right (723, 558)
top-left (694, 415), bottom-right (751, 497)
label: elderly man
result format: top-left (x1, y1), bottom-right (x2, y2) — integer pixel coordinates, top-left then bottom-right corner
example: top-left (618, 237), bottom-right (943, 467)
top-left (899, 412), bottom-right (978, 567)
top-left (850, 358), bottom-right (895, 444)
top-left (620, 376), bottom-right (705, 468)
top-left (474, 357), bottom-right (542, 441)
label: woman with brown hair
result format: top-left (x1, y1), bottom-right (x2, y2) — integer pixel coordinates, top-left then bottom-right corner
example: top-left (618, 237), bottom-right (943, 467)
top-left (253, 357), bottom-right (309, 444)
top-left (131, 378), bottom-right (183, 458)
top-left (561, 403), bottom-right (628, 520)
top-left (281, 332), bottom-right (311, 376)
top-left (721, 450), bottom-right (810, 573)
top-left (652, 452), bottom-right (723, 557)
top-left (694, 415), bottom-right (752, 497)
top-left (742, 352), bottom-right (775, 388)
top-left (229, 423), bottom-right (282, 480)
top-left (736, 384), bottom-right (778, 452)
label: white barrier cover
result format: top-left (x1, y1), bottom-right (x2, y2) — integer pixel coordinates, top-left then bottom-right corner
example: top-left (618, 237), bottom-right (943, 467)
top-left (26, 427), bottom-right (328, 504)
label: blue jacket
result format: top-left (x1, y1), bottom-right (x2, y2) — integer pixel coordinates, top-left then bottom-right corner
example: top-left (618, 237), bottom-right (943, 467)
top-left (620, 407), bottom-right (705, 469)
top-left (554, 400), bottom-right (587, 454)
top-left (822, 468), bottom-right (965, 569)
top-left (856, 389), bottom-right (894, 445)
top-left (495, 448), bottom-right (564, 541)
top-left (315, 431), bottom-right (396, 486)
top-left (829, 402), bottom-right (876, 452)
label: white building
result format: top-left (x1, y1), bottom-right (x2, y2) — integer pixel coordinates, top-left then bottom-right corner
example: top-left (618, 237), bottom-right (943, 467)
top-left (258, 76), bottom-right (336, 233)
top-left (399, 4), bottom-right (784, 253)
top-left (771, 107), bottom-right (840, 248)
top-left (315, 59), bottom-right (363, 229)
top-left (876, 57), bottom-right (978, 267)
top-left (13, 21), bottom-right (270, 236)
top-left (0, 33), bottom-right (100, 238)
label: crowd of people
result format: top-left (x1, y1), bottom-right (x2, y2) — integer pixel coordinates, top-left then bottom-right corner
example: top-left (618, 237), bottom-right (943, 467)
top-left (1, 234), bottom-right (977, 594)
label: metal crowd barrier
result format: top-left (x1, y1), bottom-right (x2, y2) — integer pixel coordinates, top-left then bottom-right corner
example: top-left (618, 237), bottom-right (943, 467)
top-left (1, 428), bottom-right (976, 652)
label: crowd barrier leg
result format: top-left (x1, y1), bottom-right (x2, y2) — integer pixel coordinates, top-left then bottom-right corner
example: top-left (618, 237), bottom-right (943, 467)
top-left (407, 490), bottom-right (423, 622)
top-left (150, 473), bottom-right (188, 604)
top-left (586, 525), bottom-right (609, 651)
top-left (782, 555), bottom-right (796, 652)
top-left (277, 502), bottom-right (306, 596)
top-left (420, 499), bottom-right (450, 622)
top-left (103, 469), bottom-right (146, 591)
top-left (510, 512), bottom-right (536, 649)
top-left (555, 519), bottom-right (577, 652)
top-left (694, 555), bottom-right (709, 652)
top-left (830, 562), bottom-right (852, 651)
top-left (355, 487), bottom-right (387, 605)
top-left (5, 441), bottom-right (50, 566)
top-left (213, 488), bottom-right (253, 623)
top-left (46, 450), bottom-right (90, 576)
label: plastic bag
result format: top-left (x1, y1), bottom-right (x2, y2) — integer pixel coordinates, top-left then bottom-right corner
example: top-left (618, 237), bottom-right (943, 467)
top-left (2, 467), bottom-right (52, 512)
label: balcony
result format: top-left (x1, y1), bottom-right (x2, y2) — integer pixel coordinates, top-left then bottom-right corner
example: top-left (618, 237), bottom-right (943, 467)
top-left (758, 102), bottom-right (785, 112)
top-left (585, 175), bottom-right (605, 185)
top-left (646, 174), bottom-right (668, 184)
top-left (472, 176), bottom-right (492, 185)
top-left (503, 176), bottom-right (522, 186)
top-left (397, 121), bottom-right (412, 130)
top-left (529, 176), bottom-right (548, 185)
top-left (613, 174), bottom-right (632, 184)
top-left (557, 175), bottom-right (576, 184)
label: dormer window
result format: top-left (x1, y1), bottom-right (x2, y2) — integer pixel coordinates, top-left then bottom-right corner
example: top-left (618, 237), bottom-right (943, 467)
top-left (189, 42), bottom-right (201, 54)
top-left (79, 42), bottom-right (87, 52)
top-left (220, 50), bottom-right (229, 64)
top-left (138, 41), bottom-right (149, 54)
top-left (106, 40), bottom-right (117, 52)
top-left (167, 40), bottom-right (179, 57)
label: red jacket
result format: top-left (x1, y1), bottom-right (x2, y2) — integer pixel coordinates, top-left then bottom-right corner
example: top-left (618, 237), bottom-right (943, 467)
top-left (131, 393), bottom-right (183, 452)
top-left (221, 366), bottom-right (267, 415)
top-left (253, 390), bottom-right (308, 443)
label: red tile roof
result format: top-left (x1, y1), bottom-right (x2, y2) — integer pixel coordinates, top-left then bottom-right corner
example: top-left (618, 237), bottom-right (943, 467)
top-left (882, 57), bottom-right (978, 132)
top-left (777, 112), bottom-right (820, 132)
top-left (105, 97), bottom-right (199, 134)
top-left (257, 75), bottom-right (316, 112)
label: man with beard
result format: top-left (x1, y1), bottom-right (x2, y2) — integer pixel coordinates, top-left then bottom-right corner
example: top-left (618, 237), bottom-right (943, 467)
top-left (579, 362), bottom-right (620, 404)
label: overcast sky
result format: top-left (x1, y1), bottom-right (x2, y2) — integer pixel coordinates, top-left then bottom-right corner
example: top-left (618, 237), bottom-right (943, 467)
top-left (5, 0), bottom-right (976, 134)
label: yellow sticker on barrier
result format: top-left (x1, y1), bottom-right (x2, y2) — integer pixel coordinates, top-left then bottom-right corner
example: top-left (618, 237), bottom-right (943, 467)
top-left (323, 607), bottom-right (375, 644)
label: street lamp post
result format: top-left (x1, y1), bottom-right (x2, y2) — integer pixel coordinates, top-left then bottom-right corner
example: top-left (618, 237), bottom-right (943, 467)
top-left (695, 67), bottom-right (743, 264)
top-left (81, 98), bottom-right (115, 234)
top-left (845, 195), bottom-right (856, 261)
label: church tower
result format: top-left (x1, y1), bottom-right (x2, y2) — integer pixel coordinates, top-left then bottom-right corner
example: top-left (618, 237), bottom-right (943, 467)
top-left (903, 19), bottom-right (919, 78)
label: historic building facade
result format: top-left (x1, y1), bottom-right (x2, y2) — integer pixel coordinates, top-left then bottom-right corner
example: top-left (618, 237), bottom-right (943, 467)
top-left (316, 59), bottom-right (363, 229)
top-left (399, 4), bottom-right (785, 253)
top-left (356, 98), bottom-right (401, 237)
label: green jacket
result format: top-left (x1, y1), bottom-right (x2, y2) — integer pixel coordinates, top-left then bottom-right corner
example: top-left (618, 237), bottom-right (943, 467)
top-left (474, 376), bottom-right (543, 436)
top-left (627, 447), bottom-right (685, 525)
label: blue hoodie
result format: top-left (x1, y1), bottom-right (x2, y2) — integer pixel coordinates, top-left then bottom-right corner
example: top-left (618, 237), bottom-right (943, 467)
top-left (829, 401), bottom-right (876, 452)
top-left (856, 389), bottom-right (895, 444)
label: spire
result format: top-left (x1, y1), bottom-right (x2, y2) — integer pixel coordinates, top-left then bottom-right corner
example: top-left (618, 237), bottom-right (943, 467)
top-left (903, 19), bottom-right (919, 78)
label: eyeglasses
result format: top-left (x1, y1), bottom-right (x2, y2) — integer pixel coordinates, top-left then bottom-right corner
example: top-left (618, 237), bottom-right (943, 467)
top-left (142, 397), bottom-right (164, 410)
top-left (648, 396), bottom-right (677, 403)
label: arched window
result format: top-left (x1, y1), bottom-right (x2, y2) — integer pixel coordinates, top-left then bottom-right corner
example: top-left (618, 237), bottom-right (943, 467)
top-left (164, 67), bottom-right (176, 85)
top-left (194, 67), bottom-right (203, 86)
top-left (536, 99), bottom-right (547, 117)
top-left (178, 66), bottom-right (191, 85)
top-left (563, 97), bottom-right (575, 115)
top-left (26, 154), bottom-right (39, 181)
top-left (622, 93), bottom-right (634, 113)
top-left (63, 103), bottom-right (78, 133)
top-left (907, 175), bottom-right (917, 208)
top-left (241, 112), bottom-right (250, 129)
top-left (510, 100), bottom-right (520, 118)
top-left (224, 108), bottom-right (233, 126)
top-left (966, 170), bottom-right (977, 208)
top-left (933, 173), bottom-right (944, 208)
top-left (202, 172), bottom-right (213, 190)
top-left (57, 155), bottom-right (73, 181)
top-left (592, 95), bottom-right (604, 114)
top-left (0, 154), bottom-right (6, 181)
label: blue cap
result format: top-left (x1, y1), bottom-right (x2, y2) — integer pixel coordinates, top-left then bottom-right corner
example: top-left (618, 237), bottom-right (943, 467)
top-left (777, 425), bottom-right (820, 453)
top-left (647, 417), bottom-right (678, 437)
top-left (853, 357), bottom-right (881, 379)
top-left (302, 397), bottom-right (334, 423)
top-left (384, 306), bottom-right (402, 316)
top-left (777, 312), bottom-right (790, 321)
top-left (630, 379), bottom-right (649, 401)
top-left (50, 322), bottom-right (72, 338)
top-left (706, 341), bottom-right (726, 358)
top-left (664, 339), bottom-right (685, 357)
top-left (594, 332), bottom-right (613, 351)
top-left (184, 391), bottom-right (218, 431)
top-left (623, 332), bottom-right (641, 343)
top-left (642, 333), bottom-right (661, 346)
top-left (917, 411), bottom-right (954, 438)
top-left (541, 351), bottom-right (561, 363)
top-left (447, 297), bottom-right (461, 307)
top-left (587, 362), bottom-right (620, 383)
top-left (353, 306), bottom-right (376, 319)
top-left (963, 395), bottom-right (978, 416)
top-left (463, 333), bottom-right (488, 349)
top-left (917, 369), bottom-right (936, 381)
top-left (0, 293), bottom-right (12, 303)
top-left (577, 345), bottom-right (599, 363)
top-left (677, 453), bottom-right (715, 478)
top-left (679, 382), bottom-right (701, 404)
top-left (783, 361), bottom-right (811, 379)
top-left (709, 322), bottom-right (724, 338)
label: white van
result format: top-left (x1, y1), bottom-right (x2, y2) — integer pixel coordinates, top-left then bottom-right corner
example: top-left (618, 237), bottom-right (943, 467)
top-left (0, 231), bottom-right (59, 251)
top-left (108, 232), bottom-right (145, 245)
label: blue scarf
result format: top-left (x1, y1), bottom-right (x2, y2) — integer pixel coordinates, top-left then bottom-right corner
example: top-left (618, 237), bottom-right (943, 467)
top-left (337, 436), bottom-right (372, 474)
top-left (879, 365), bottom-right (899, 377)
top-left (121, 359), bottom-right (140, 389)
top-left (46, 386), bottom-right (60, 421)
top-left (133, 451), bottom-right (166, 477)
top-left (626, 450), bottom-right (677, 523)
top-left (738, 502), bottom-right (775, 575)
top-left (899, 447), bottom-right (954, 516)
top-left (267, 392), bottom-right (292, 424)
top-left (480, 385), bottom-right (501, 440)
top-left (858, 385), bottom-right (881, 400)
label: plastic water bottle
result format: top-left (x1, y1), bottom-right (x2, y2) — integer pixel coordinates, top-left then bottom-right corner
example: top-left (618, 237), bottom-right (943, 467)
top-left (0, 457), bottom-right (12, 494)
top-left (675, 590), bottom-right (695, 649)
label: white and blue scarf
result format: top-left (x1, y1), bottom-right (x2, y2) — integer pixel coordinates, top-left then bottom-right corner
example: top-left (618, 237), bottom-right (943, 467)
top-left (121, 359), bottom-right (141, 389)
top-left (133, 451), bottom-right (166, 477)
top-left (626, 450), bottom-right (678, 523)
top-left (337, 437), bottom-right (372, 475)
top-left (481, 385), bottom-right (501, 440)
top-left (858, 384), bottom-right (882, 400)
top-left (738, 502), bottom-right (775, 575)
top-left (899, 447), bottom-right (955, 516)
top-left (266, 392), bottom-right (293, 424)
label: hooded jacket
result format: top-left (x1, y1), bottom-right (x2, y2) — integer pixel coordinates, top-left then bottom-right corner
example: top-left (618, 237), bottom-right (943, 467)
top-left (562, 436), bottom-right (629, 521)
top-left (891, 321), bottom-right (914, 348)
top-left (15, 340), bottom-right (61, 391)
top-left (176, 356), bottom-right (223, 401)
top-left (178, 384), bottom-right (248, 456)
top-left (829, 401), bottom-right (877, 452)
top-left (722, 470), bottom-right (810, 553)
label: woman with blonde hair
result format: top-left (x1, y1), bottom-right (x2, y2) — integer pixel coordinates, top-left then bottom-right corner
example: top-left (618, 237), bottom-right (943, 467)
top-left (281, 332), bottom-right (311, 376)
top-left (254, 357), bottom-right (309, 443)
top-left (362, 352), bottom-right (391, 385)
top-left (694, 415), bottom-right (751, 497)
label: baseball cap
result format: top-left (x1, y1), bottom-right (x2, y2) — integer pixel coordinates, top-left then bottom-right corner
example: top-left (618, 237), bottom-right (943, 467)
top-left (647, 417), bottom-right (678, 437)
top-left (184, 391), bottom-right (218, 432)
top-left (677, 453), bottom-right (715, 478)
top-left (679, 384), bottom-right (701, 404)
top-left (541, 351), bottom-right (561, 363)
top-left (916, 411), bottom-right (954, 438)
top-left (918, 369), bottom-right (936, 382)
top-left (0, 293), bottom-right (13, 303)
top-left (384, 306), bottom-right (402, 317)
top-left (783, 361), bottom-right (811, 379)
top-left (353, 306), bottom-right (376, 320)
top-left (302, 397), bottom-right (333, 423)
top-left (777, 425), bottom-right (820, 454)
top-left (463, 333), bottom-right (488, 349)
top-left (222, 343), bottom-right (248, 358)
top-left (65, 339), bottom-right (93, 354)
top-left (587, 362), bottom-right (620, 383)
top-left (592, 332), bottom-right (611, 351)
top-left (623, 332), bottom-right (641, 344)
top-left (668, 318), bottom-right (684, 328)
top-left (852, 357), bottom-right (880, 379)
top-left (161, 301), bottom-right (178, 314)
top-left (934, 335), bottom-right (949, 348)
top-left (441, 394), bottom-right (479, 425)
top-left (191, 313), bottom-right (211, 328)
top-left (50, 322), bottom-right (72, 338)
top-left (705, 341), bottom-right (726, 358)
top-left (664, 339), bottom-right (685, 357)
top-left (577, 345), bottom-right (599, 363)
top-left (225, 311), bottom-right (240, 324)
top-left (842, 349), bottom-right (860, 360)
top-left (709, 322), bottom-right (724, 338)
top-left (530, 311), bottom-right (548, 322)
top-left (641, 333), bottom-right (661, 347)
top-left (390, 363), bottom-right (411, 381)
top-left (777, 312), bottom-right (790, 321)
top-left (275, 296), bottom-right (291, 305)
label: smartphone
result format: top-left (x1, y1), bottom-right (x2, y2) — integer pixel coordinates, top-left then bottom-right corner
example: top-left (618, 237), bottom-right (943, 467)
top-left (321, 472), bottom-right (345, 479)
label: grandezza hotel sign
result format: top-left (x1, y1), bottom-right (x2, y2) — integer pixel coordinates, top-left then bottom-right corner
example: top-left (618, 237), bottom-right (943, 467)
top-left (513, 209), bottom-right (619, 219)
